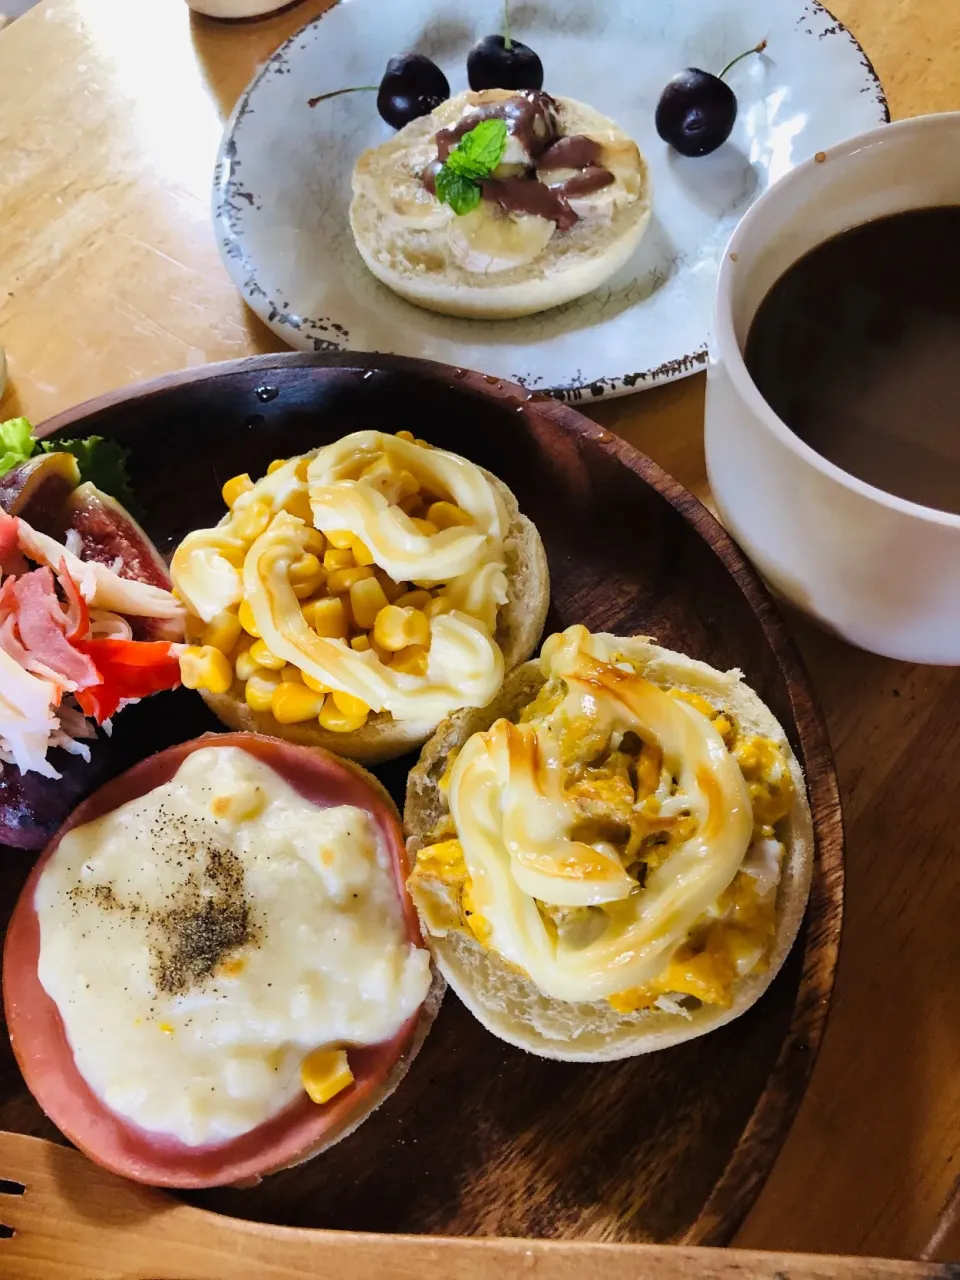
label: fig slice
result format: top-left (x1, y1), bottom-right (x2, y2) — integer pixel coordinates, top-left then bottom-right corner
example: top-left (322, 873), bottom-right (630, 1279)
top-left (64, 482), bottom-right (171, 589)
top-left (0, 453), bottom-right (81, 532)
top-left (63, 483), bottom-right (176, 640)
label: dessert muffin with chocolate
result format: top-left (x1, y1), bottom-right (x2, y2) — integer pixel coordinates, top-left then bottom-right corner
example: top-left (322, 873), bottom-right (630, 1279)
top-left (350, 88), bottom-right (651, 319)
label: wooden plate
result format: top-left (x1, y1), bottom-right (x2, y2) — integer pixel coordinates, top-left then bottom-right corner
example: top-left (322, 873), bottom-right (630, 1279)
top-left (0, 353), bottom-right (844, 1245)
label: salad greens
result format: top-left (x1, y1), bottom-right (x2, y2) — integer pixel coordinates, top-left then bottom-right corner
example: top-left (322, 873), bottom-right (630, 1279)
top-left (0, 417), bottom-right (139, 514)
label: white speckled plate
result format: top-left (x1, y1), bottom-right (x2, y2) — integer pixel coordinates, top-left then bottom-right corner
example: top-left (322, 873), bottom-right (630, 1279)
top-left (213, 0), bottom-right (887, 401)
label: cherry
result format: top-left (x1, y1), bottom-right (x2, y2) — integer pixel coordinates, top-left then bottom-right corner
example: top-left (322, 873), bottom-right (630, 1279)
top-left (308, 52), bottom-right (450, 131)
top-left (467, 1), bottom-right (544, 91)
top-left (655, 40), bottom-right (766, 158)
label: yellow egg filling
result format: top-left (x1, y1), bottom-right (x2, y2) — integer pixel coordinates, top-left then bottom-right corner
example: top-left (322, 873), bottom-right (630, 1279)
top-left (407, 626), bottom-right (796, 1012)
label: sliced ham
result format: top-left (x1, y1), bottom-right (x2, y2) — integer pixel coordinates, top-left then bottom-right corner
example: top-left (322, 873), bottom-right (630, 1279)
top-left (12, 568), bottom-right (100, 693)
top-left (3, 735), bottom-right (434, 1189)
top-left (55, 558), bottom-right (89, 641)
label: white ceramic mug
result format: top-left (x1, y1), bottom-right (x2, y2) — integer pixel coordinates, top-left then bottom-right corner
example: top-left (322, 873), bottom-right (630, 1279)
top-left (705, 111), bottom-right (960, 664)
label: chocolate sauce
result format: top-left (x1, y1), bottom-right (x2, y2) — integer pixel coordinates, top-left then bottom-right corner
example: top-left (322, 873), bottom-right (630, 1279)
top-left (421, 159), bottom-right (441, 196)
top-left (536, 134), bottom-right (603, 172)
top-left (435, 90), bottom-right (560, 162)
top-left (745, 207), bottom-right (960, 514)
top-left (548, 166), bottom-right (615, 200)
top-left (427, 95), bottom-right (615, 230)
top-left (481, 177), bottom-right (578, 231)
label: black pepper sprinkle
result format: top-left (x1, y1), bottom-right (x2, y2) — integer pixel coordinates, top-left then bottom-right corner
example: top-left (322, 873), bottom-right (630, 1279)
top-left (70, 814), bottom-right (258, 1000)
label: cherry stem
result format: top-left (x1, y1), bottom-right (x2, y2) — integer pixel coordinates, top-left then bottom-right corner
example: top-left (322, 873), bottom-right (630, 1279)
top-left (503, 0), bottom-right (512, 52)
top-left (307, 85), bottom-right (378, 108)
top-left (718, 39), bottom-right (767, 82)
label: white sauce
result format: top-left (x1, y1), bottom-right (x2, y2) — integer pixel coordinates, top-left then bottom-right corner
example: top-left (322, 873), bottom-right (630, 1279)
top-left (35, 747), bottom-right (431, 1147)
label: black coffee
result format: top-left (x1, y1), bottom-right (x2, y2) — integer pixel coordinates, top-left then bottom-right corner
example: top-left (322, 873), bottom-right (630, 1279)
top-left (744, 207), bottom-right (960, 514)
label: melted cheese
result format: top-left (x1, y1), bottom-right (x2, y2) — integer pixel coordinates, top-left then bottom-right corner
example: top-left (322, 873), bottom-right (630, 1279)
top-left (35, 747), bottom-right (432, 1146)
top-left (410, 626), bottom-right (790, 1007)
top-left (170, 432), bottom-right (508, 721)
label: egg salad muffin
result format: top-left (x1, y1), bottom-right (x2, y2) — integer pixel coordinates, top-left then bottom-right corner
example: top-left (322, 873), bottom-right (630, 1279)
top-left (404, 625), bottom-right (814, 1060)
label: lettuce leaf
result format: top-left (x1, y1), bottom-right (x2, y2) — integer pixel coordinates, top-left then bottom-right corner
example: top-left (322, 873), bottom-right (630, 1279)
top-left (0, 418), bottom-right (39, 476)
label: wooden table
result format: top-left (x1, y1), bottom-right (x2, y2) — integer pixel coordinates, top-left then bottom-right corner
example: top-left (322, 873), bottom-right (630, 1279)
top-left (0, 0), bottom-right (958, 1263)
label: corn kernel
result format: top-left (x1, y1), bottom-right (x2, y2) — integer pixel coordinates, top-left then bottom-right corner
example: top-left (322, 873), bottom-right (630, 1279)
top-left (351, 537), bottom-right (376, 567)
top-left (295, 457), bottom-right (311, 481)
top-left (332, 691), bottom-right (371, 718)
top-left (234, 640), bottom-right (260, 682)
top-left (272, 681), bottom-right (326, 724)
top-left (415, 437), bottom-right (432, 449)
top-left (211, 784), bottom-right (264, 824)
top-left (159, 1022), bottom-right (175, 1037)
top-left (374, 569), bottom-right (406, 602)
top-left (303, 528), bottom-right (326, 556)
top-left (395, 429), bottom-right (416, 442)
top-left (233, 499), bottom-right (272, 542)
top-left (397, 492), bottom-right (425, 518)
top-left (393, 470), bottom-right (420, 500)
top-left (371, 638), bottom-right (393, 664)
top-left (201, 610), bottom-right (243, 654)
top-left (428, 500), bottom-right (472, 530)
top-left (280, 664), bottom-right (303, 684)
top-left (373, 604), bottom-right (430, 652)
top-left (180, 645), bottom-right (233, 694)
top-left (411, 517), bottom-right (438, 536)
top-left (222, 473), bottom-right (253, 508)
top-left (327, 565), bottom-right (375, 595)
top-left (324, 547), bottom-right (354, 572)
top-left (300, 1048), bottom-right (353, 1105)
top-left (283, 489), bottom-right (314, 524)
top-left (290, 551), bottom-right (323, 584)
top-left (394, 588), bottom-right (432, 611)
top-left (237, 599), bottom-right (260, 637)
top-left (351, 634), bottom-right (371, 652)
top-left (391, 645), bottom-right (429, 677)
top-left (267, 458), bottom-right (287, 475)
top-left (245, 670), bottom-right (281, 712)
top-left (184, 613), bottom-right (204, 644)
top-left (302, 596), bottom-right (349, 639)
top-left (349, 576), bottom-right (390, 630)
top-left (250, 639), bottom-right (286, 670)
top-left (425, 595), bottom-right (453, 618)
top-left (325, 529), bottom-right (355, 550)
top-left (319, 699), bottom-right (370, 733)
top-left (289, 552), bottom-right (326, 599)
top-left (302, 670), bottom-right (332, 694)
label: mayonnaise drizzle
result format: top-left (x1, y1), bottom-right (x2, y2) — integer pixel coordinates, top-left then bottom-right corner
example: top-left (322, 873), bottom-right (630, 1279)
top-left (247, 516), bottom-right (504, 720)
top-left (170, 432), bottom-right (511, 721)
top-left (446, 626), bottom-right (754, 1002)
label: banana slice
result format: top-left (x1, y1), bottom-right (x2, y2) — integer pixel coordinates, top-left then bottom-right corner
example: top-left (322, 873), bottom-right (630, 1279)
top-left (353, 136), bottom-right (452, 232)
top-left (447, 204), bottom-right (555, 275)
top-left (537, 131), bottom-right (643, 221)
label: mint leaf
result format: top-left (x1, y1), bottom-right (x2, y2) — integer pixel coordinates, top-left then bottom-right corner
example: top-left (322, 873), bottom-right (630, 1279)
top-left (0, 418), bottom-right (40, 476)
top-left (435, 166), bottom-right (482, 216)
top-left (41, 436), bottom-right (140, 515)
top-left (445, 118), bottom-right (508, 180)
top-left (434, 119), bottom-right (508, 216)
